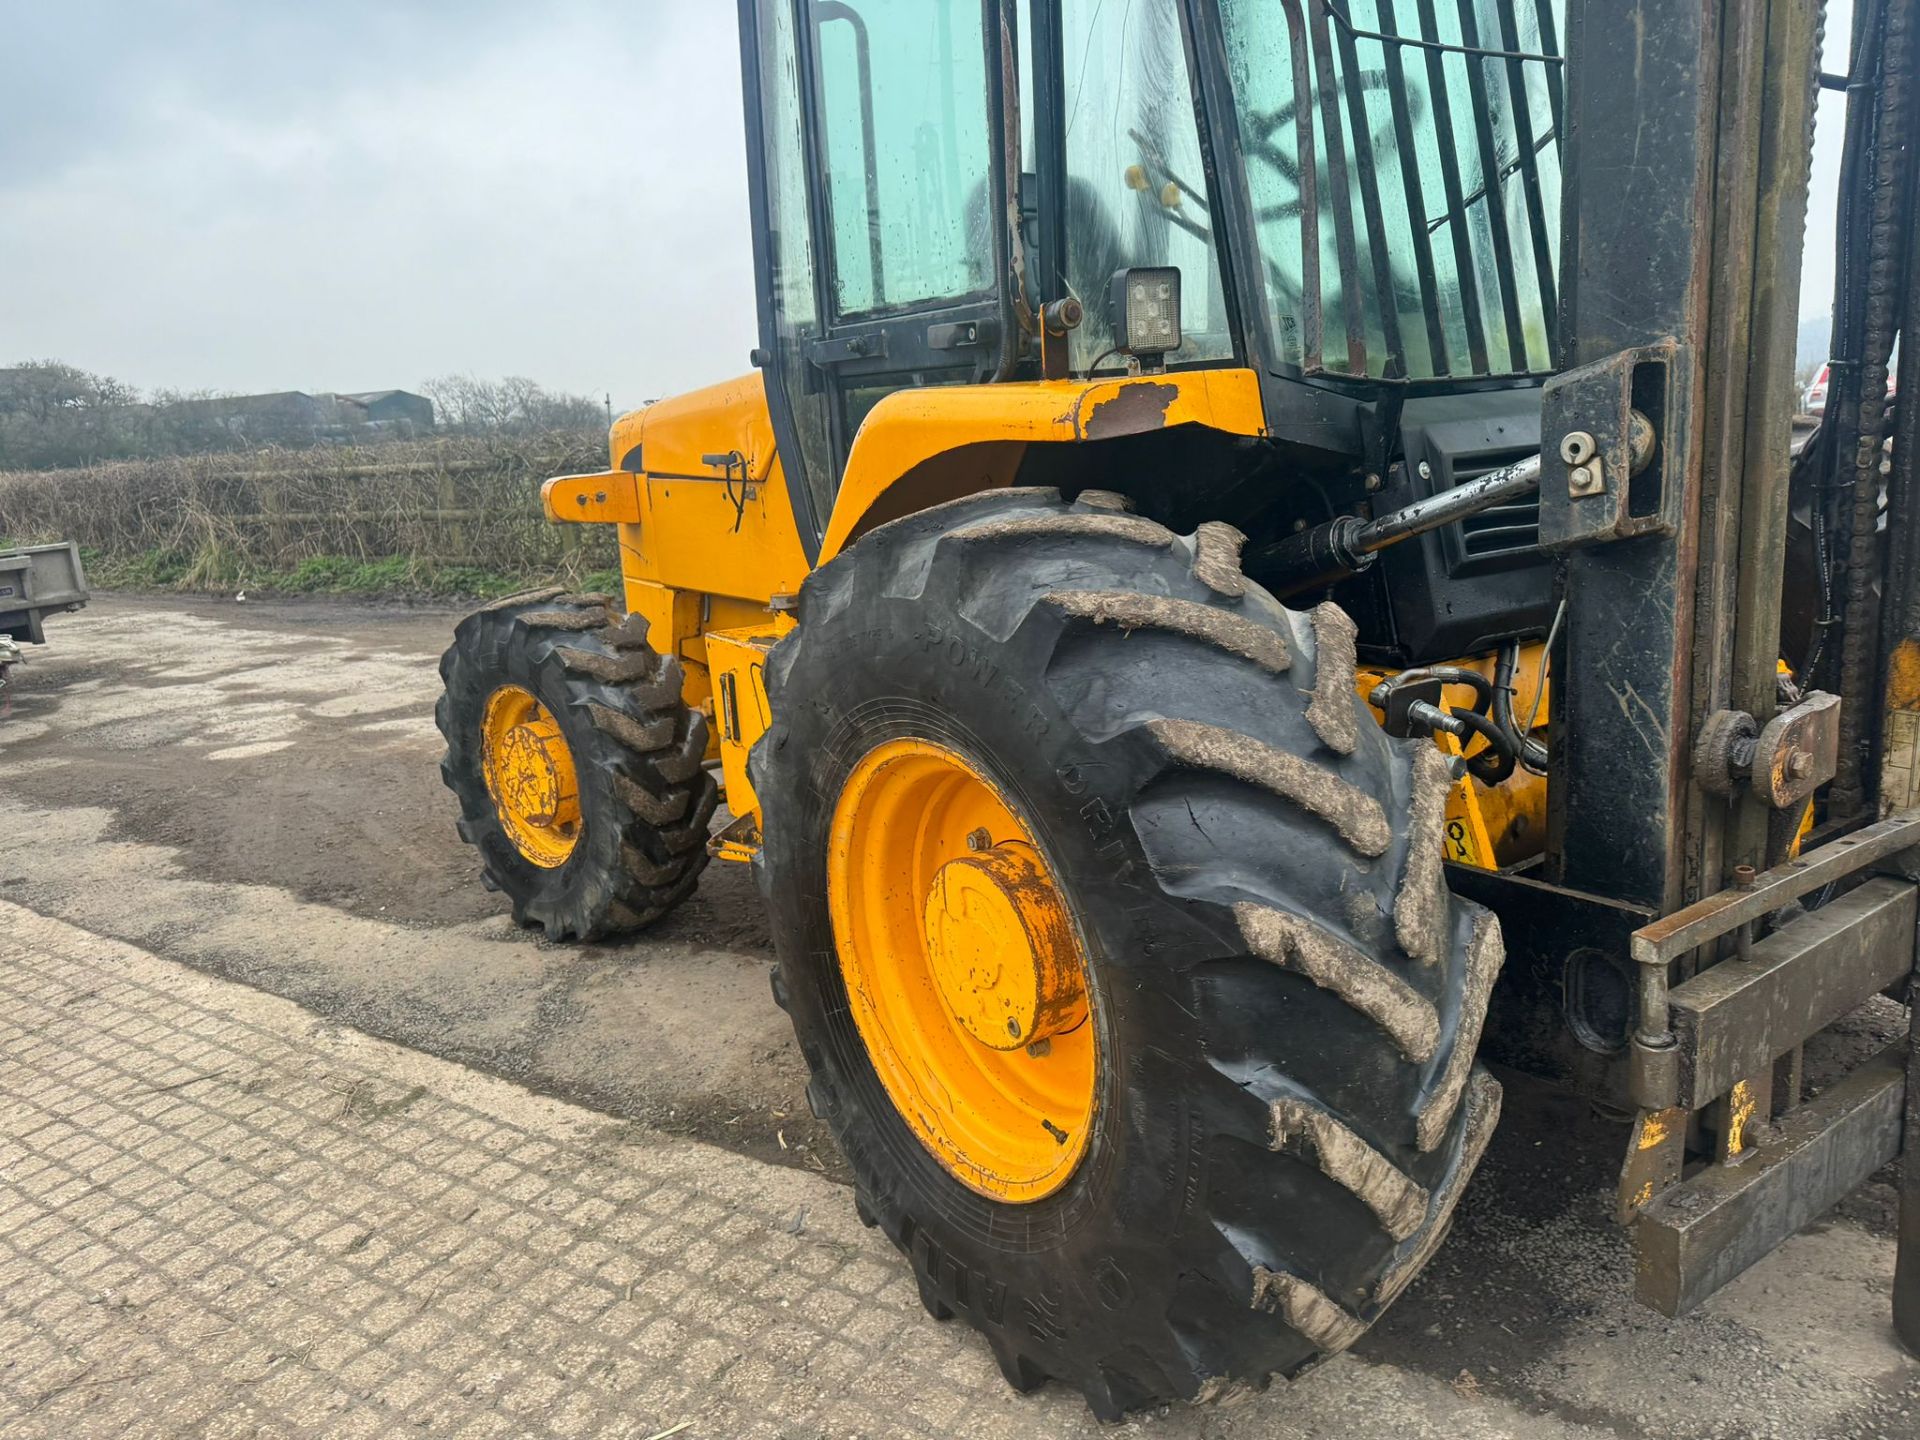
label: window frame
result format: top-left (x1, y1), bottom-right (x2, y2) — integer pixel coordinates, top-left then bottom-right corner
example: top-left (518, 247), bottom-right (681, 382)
top-left (802, 0), bottom-right (1006, 326)
top-left (1040, 0), bottom-right (1248, 376)
top-left (788, 0), bottom-right (1020, 470)
top-left (1193, 0), bottom-right (1567, 389)
top-left (807, 0), bottom-right (1000, 323)
top-left (739, 0), bottom-right (831, 556)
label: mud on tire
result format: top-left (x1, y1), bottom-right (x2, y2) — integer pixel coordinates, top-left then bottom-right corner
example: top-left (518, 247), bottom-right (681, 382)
top-left (437, 588), bottom-right (716, 940)
top-left (750, 490), bottom-right (1505, 1417)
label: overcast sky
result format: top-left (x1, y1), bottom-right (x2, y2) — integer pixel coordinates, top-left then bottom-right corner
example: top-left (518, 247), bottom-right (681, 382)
top-left (0, 3), bottom-right (755, 409)
top-left (1803, 0), bottom-right (1855, 337)
top-left (0, 3), bottom-right (1853, 409)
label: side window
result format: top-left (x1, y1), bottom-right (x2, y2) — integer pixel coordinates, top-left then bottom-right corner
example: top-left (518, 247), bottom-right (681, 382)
top-left (760, 0), bottom-right (835, 516)
top-left (1059, 0), bottom-right (1233, 372)
top-left (813, 0), bottom-right (994, 317)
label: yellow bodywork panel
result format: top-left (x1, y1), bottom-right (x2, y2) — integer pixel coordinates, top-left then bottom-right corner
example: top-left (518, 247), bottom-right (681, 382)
top-left (1879, 637), bottom-right (1920, 813)
top-left (1359, 642), bottom-right (1551, 871)
top-left (613, 373), bottom-right (812, 604)
top-left (541, 470), bottom-right (641, 526)
top-left (705, 622), bottom-right (784, 822)
top-left (548, 368), bottom-right (1268, 602)
top-left (820, 367), bottom-right (1267, 561)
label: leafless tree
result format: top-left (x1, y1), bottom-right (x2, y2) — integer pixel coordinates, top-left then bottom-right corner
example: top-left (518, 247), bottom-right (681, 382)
top-left (419, 374), bottom-right (605, 436)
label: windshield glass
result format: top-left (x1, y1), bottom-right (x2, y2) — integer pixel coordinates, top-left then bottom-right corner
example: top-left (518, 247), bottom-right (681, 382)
top-left (1217, 0), bottom-right (1565, 381)
top-left (1059, 0), bottom-right (1235, 373)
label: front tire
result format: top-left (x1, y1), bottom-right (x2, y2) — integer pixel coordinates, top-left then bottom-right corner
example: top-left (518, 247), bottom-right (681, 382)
top-left (751, 490), bottom-right (1505, 1417)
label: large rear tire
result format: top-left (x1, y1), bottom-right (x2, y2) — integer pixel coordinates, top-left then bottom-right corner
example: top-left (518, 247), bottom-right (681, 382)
top-left (751, 490), bottom-right (1505, 1417)
top-left (437, 588), bottom-right (716, 940)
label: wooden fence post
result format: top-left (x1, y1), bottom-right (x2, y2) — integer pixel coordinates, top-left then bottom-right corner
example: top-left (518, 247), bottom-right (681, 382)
top-left (438, 469), bottom-right (465, 565)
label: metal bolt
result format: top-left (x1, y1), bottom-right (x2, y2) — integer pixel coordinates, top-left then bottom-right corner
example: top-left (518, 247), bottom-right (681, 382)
top-left (1026, 1038), bottom-right (1052, 1058)
top-left (965, 827), bottom-right (992, 852)
top-left (1417, 460), bottom-right (1433, 481)
top-left (1569, 464), bottom-right (1596, 493)
top-left (1364, 472), bottom-right (1383, 492)
top-left (1560, 430), bottom-right (1597, 465)
top-left (1786, 747), bottom-right (1812, 779)
top-left (1733, 863), bottom-right (1757, 890)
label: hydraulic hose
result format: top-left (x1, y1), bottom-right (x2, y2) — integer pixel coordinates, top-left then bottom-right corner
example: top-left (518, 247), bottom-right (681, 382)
top-left (1451, 709), bottom-right (1517, 785)
top-left (1493, 642), bottom-right (1551, 774)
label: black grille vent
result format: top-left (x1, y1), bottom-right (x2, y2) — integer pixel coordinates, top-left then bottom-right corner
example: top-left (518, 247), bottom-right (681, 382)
top-left (1450, 449), bottom-right (1541, 561)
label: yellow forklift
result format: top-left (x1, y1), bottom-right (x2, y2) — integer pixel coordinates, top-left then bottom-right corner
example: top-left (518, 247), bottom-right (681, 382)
top-left (435, 0), bottom-right (1920, 1415)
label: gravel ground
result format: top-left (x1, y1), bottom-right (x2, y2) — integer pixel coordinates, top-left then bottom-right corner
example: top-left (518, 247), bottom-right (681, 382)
top-left (2, 593), bottom-right (1918, 1438)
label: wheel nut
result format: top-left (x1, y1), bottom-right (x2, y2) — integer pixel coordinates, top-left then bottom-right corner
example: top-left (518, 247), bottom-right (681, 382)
top-left (965, 827), bottom-right (992, 851)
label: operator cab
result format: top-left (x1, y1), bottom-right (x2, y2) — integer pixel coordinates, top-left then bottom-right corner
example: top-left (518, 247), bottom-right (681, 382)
top-left (739, 0), bottom-right (1565, 665)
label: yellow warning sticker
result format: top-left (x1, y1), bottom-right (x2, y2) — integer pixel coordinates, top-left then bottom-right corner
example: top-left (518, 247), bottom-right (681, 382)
top-left (1444, 814), bottom-right (1478, 864)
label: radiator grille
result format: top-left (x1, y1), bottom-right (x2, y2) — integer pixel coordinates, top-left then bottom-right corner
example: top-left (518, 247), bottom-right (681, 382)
top-left (1451, 449), bottom-right (1541, 562)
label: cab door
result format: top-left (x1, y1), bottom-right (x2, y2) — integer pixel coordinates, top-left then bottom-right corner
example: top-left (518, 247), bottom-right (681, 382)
top-left (799, 0), bottom-right (1015, 468)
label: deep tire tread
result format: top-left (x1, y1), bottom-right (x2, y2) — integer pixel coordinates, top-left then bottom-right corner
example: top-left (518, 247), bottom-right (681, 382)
top-left (1233, 902), bottom-right (1440, 1063)
top-left (1041, 589), bottom-right (1291, 673)
top-left (436, 593), bottom-right (714, 941)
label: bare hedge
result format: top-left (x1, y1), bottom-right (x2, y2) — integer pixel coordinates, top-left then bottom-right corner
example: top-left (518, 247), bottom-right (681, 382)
top-left (0, 432), bottom-right (617, 589)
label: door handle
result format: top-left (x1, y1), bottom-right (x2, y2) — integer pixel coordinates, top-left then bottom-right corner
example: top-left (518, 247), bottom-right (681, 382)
top-left (927, 319), bottom-right (996, 350)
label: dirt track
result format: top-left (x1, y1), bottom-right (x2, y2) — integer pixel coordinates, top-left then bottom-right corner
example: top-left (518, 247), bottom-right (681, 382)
top-left (5, 593), bottom-right (1920, 1438)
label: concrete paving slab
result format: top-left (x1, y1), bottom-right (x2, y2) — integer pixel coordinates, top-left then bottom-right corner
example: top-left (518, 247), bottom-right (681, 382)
top-left (0, 901), bottom-right (1611, 1440)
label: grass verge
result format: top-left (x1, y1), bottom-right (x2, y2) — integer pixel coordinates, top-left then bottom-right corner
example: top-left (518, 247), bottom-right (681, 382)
top-left (83, 548), bottom-right (618, 603)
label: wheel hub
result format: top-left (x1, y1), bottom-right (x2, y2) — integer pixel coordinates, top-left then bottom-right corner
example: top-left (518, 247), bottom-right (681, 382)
top-left (481, 685), bottom-right (581, 867)
top-left (922, 843), bottom-right (1087, 1051)
top-left (827, 738), bottom-right (1098, 1202)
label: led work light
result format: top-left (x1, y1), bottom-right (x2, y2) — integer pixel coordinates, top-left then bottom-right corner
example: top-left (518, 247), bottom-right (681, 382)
top-left (1107, 266), bottom-right (1182, 367)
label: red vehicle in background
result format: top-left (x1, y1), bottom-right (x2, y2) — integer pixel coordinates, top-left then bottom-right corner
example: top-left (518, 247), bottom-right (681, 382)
top-left (1805, 338), bottom-right (1902, 414)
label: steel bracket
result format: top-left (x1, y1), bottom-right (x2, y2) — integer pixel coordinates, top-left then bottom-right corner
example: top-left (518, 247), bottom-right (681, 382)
top-left (1540, 342), bottom-right (1686, 549)
top-left (1694, 691), bottom-right (1842, 807)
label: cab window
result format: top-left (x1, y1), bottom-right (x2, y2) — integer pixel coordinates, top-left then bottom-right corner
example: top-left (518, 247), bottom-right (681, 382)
top-left (1058, 0), bottom-right (1234, 372)
top-left (813, 0), bottom-right (996, 318)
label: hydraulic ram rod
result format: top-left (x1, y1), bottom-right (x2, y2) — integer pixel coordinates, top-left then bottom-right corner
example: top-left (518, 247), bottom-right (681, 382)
top-left (1259, 455), bottom-right (1542, 596)
top-left (1258, 412), bottom-right (1654, 597)
top-left (1358, 454), bottom-right (1543, 550)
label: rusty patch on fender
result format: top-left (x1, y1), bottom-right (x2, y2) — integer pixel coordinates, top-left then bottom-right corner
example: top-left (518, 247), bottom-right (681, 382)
top-left (1079, 382), bottom-right (1179, 441)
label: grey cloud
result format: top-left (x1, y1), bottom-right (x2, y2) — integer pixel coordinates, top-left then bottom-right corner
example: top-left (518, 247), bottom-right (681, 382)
top-left (1, 2), bottom-right (756, 407)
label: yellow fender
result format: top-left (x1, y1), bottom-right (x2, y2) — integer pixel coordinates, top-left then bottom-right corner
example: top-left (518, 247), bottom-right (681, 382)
top-left (819, 368), bottom-right (1268, 562)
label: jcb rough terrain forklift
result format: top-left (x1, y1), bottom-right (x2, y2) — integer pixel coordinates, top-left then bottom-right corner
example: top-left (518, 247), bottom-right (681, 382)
top-left (435, 0), bottom-right (1920, 1416)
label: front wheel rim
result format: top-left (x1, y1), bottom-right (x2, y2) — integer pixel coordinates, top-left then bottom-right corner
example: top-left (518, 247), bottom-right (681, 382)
top-left (826, 737), bottom-right (1097, 1203)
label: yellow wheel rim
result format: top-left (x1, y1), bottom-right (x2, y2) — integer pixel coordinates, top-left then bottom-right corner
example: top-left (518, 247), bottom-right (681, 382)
top-left (481, 684), bottom-right (582, 867)
top-left (827, 738), bottom-right (1096, 1202)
